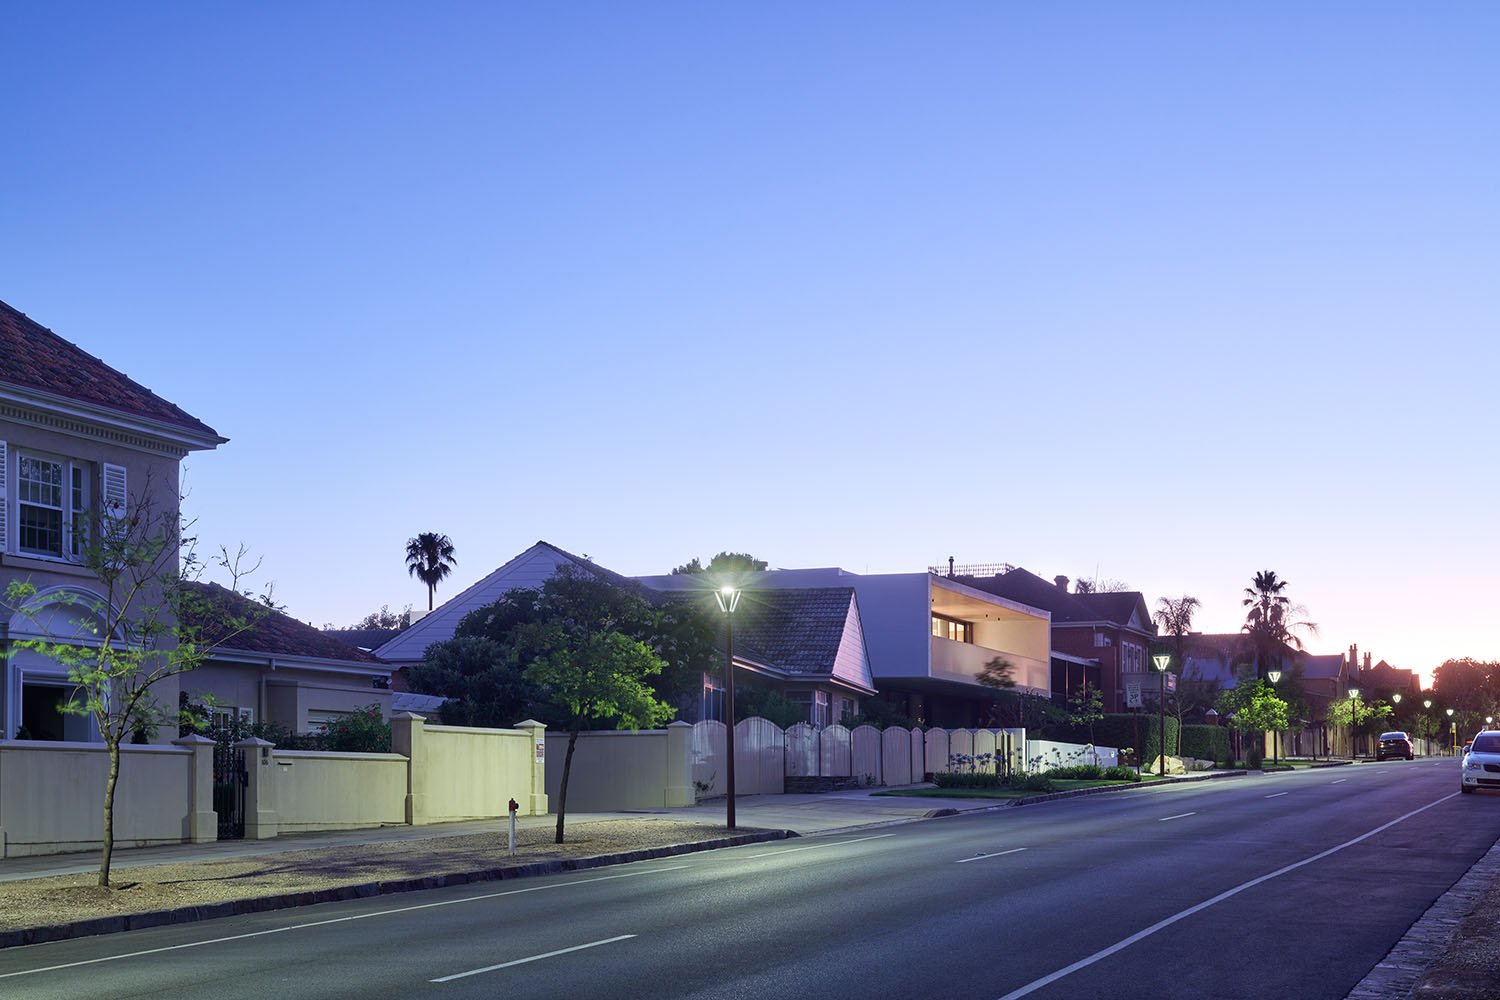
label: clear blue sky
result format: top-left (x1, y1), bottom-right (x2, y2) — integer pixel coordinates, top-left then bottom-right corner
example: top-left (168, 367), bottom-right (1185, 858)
top-left (5, 3), bottom-right (1496, 685)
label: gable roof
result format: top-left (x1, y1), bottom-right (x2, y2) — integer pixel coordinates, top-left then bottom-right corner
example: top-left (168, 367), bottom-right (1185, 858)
top-left (180, 582), bottom-right (382, 666)
top-left (0, 298), bottom-right (224, 445)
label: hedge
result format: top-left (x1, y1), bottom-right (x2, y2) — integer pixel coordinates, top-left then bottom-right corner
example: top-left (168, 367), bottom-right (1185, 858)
top-left (1180, 724), bottom-right (1231, 764)
top-left (1054, 713), bottom-right (1178, 763)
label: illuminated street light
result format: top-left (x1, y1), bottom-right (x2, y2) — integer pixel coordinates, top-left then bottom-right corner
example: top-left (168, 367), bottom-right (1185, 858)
top-left (1446, 707), bottom-right (1456, 756)
top-left (715, 585), bottom-right (741, 829)
top-left (1267, 670), bottom-right (1282, 766)
top-left (1348, 687), bottom-right (1360, 761)
top-left (1153, 654), bottom-right (1171, 776)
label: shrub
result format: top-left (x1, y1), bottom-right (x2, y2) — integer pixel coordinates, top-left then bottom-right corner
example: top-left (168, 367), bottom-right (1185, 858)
top-left (1180, 724), bottom-right (1230, 763)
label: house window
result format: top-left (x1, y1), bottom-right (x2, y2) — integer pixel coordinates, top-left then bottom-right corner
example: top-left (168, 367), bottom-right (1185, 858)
top-left (931, 614), bottom-right (973, 644)
top-left (814, 691), bottom-right (831, 728)
top-left (15, 453), bottom-right (91, 559)
top-left (702, 675), bottom-right (725, 723)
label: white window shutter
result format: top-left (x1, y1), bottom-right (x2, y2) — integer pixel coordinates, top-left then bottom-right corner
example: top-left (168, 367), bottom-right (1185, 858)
top-left (102, 463), bottom-right (127, 521)
top-left (0, 439), bottom-right (7, 551)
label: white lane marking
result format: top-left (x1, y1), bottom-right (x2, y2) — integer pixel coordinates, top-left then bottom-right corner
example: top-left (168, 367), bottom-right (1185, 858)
top-left (1332, 779), bottom-right (1348, 784)
top-left (956, 848), bottom-right (1028, 865)
top-left (995, 792), bottom-right (1458, 1000)
top-left (739, 834), bottom-right (894, 859)
top-left (1158, 812), bottom-right (1197, 822)
top-left (0, 867), bottom-right (688, 980)
top-left (431, 935), bottom-right (635, 982)
top-left (1265, 792), bottom-right (1288, 799)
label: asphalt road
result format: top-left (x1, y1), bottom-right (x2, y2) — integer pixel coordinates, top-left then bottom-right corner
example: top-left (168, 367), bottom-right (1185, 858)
top-left (3, 760), bottom-right (1494, 1000)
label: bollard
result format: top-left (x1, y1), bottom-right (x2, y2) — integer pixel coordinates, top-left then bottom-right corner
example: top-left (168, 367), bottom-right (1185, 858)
top-left (508, 797), bottom-right (519, 856)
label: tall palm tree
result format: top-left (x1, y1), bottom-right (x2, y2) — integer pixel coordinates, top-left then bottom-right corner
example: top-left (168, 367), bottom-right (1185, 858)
top-left (405, 533), bottom-right (457, 611)
top-left (1241, 570), bottom-right (1316, 676)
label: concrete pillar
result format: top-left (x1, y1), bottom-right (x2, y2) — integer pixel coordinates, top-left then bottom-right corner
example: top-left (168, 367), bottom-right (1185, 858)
top-left (172, 733), bottom-right (218, 843)
top-left (665, 721), bottom-right (694, 807)
top-left (236, 737), bottom-right (278, 840)
top-left (391, 712), bottom-right (427, 825)
top-left (515, 719), bottom-right (548, 816)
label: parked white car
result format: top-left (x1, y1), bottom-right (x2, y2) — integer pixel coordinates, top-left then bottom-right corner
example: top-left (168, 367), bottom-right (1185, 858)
top-left (1460, 731), bottom-right (1500, 794)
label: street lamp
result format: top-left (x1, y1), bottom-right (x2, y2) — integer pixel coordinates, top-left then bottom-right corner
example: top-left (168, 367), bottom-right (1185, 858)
top-left (1446, 707), bottom-right (1456, 756)
top-left (1153, 653), bottom-right (1171, 776)
top-left (1267, 669), bottom-right (1282, 766)
top-left (714, 585), bottom-right (742, 829)
top-left (1424, 699), bottom-right (1433, 755)
top-left (1347, 687), bottom-right (1360, 761)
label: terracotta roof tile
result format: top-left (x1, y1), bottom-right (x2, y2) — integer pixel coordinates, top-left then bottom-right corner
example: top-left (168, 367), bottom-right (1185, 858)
top-left (0, 298), bottom-right (221, 439)
top-left (180, 582), bottom-right (383, 665)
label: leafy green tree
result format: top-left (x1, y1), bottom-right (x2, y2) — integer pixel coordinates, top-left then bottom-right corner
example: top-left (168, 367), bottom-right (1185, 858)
top-left (1067, 682), bottom-right (1105, 754)
top-left (513, 568), bottom-right (676, 843)
top-left (1217, 673), bottom-right (1290, 765)
top-left (406, 635), bottom-right (540, 727)
top-left (2, 493), bottom-right (267, 887)
top-left (405, 532), bottom-right (457, 611)
top-left (670, 552), bottom-right (768, 577)
top-left (1326, 695), bottom-right (1395, 753)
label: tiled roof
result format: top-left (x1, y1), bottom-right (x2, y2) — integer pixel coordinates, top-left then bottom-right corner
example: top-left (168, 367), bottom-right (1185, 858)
top-left (180, 582), bottom-right (383, 665)
top-left (659, 586), bottom-right (856, 677)
top-left (0, 298), bottom-right (222, 440)
top-left (322, 627), bottom-right (405, 651)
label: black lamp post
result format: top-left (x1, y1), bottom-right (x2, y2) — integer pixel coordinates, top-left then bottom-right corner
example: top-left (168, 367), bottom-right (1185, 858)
top-left (715, 585), bottom-right (741, 829)
top-left (1446, 707), bottom-right (1456, 756)
top-left (1424, 699), bottom-right (1433, 755)
top-left (1348, 687), bottom-right (1359, 760)
top-left (1153, 654), bottom-right (1171, 776)
top-left (1267, 669), bottom-right (1282, 766)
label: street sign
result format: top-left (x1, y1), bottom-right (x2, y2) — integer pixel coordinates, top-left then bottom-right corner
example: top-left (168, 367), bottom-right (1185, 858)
top-left (1125, 679), bottom-right (1143, 708)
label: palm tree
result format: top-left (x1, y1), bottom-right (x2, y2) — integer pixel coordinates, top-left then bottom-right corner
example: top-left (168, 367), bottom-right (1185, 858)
top-left (1241, 570), bottom-right (1316, 677)
top-left (405, 533), bottom-right (457, 611)
top-left (1153, 594), bottom-right (1201, 672)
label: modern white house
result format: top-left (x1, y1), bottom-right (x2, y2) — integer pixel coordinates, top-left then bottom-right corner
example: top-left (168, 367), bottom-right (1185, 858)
top-left (636, 566), bottom-right (1053, 728)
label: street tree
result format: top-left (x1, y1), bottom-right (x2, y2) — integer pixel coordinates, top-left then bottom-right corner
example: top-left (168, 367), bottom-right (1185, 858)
top-left (511, 567), bottom-right (675, 843)
top-left (670, 552), bottom-right (768, 577)
top-left (405, 532), bottom-right (457, 611)
top-left (1326, 695), bottom-right (1394, 754)
top-left (1216, 675), bottom-right (1289, 765)
top-left (406, 635), bottom-right (538, 727)
top-left (2, 494), bottom-right (268, 887)
top-left (1067, 681), bottom-right (1106, 757)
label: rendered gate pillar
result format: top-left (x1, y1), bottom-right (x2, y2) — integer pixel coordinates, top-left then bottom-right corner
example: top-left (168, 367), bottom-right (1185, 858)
top-left (665, 721), bottom-right (695, 807)
top-left (391, 712), bottom-right (428, 825)
top-left (236, 737), bottom-right (278, 839)
top-left (173, 733), bottom-right (218, 843)
top-left (515, 720), bottom-right (548, 816)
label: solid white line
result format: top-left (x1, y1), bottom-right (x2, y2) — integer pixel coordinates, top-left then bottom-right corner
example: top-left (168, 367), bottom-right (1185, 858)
top-left (0, 867), bottom-right (688, 980)
top-left (431, 935), bottom-right (635, 982)
top-left (956, 848), bottom-right (1028, 865)
top-left (739, 834), bottom-right (894, 859)
top-left (1265, 792), bottom-right (1288, 799)
top-left (1332, 779), bottom-right (1348, 784)
top-left (995, 792), bottom-right (1458, 1000)
top-left (1158, 812), bottom-right (1197, 822)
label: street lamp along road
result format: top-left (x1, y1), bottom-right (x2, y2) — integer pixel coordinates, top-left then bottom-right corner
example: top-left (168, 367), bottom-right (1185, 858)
top-left (715, 585), bottom-right (741, 830)
top-left (1267, 670), bottom-right (1282, 766)
top-left (1446, 707), bottom-right (1456, 756)
top-left (1348, 687), bottom-right (1360, 761)
top-left (1152, 653), bottom-right (1171, 776)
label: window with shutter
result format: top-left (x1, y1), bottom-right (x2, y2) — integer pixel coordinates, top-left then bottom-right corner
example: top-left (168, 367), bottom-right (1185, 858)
top-left (0, 439), bottom-right (8, 552)
top-left (102, 464), bottom-right (127, 521)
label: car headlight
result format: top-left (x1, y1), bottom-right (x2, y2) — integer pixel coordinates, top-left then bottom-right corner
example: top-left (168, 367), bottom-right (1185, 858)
top-left (1465, 759), bottom-right (1483, 771)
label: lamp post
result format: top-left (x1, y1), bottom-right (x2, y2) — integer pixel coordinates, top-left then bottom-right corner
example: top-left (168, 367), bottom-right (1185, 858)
top-left (715, 585), bottom-right (741, 829)
top-left (1424, 699), bottom-right (1433, 755)
top-left (1347, 687), bottom-right (1360, 761)
top-left (1446, 707), bottom-right (1456, 756)
top-left (1153, 654), bottom-right (1171, 776)
top-left (1267, 669), bottom-right (1282, 766)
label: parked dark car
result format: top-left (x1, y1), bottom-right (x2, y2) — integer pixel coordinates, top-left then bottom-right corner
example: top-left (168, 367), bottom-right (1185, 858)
top-left (1377, 731), bottom-right (1415, 761)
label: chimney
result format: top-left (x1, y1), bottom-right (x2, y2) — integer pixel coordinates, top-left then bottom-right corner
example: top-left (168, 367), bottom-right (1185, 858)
top-left (1054, 575), bottom-right (1069, 592)
top-left (948, 556), bottom-right (955, 578)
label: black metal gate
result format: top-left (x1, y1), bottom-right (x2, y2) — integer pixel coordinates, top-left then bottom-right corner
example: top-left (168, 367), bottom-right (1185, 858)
top-left (212, 729), bottom-right (247, 840)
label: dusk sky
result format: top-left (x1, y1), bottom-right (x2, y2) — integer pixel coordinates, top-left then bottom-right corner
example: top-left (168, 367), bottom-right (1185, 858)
top-left (4, 4), bottom-right (1496, 685)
